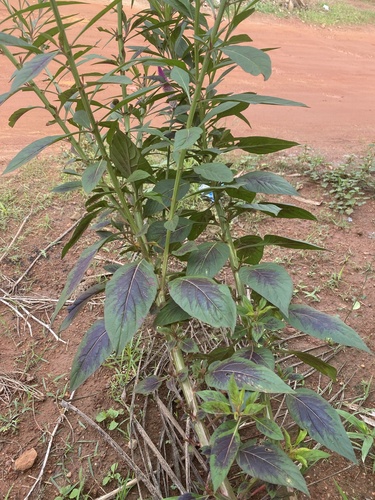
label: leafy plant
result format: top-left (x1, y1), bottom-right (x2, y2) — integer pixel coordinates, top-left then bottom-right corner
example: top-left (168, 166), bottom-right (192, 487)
top-left (337, 408), bottom-right (375, 469)
top-left (96, 407), bottom-right (125, 432)
top-left (52, 468), bottom-right (89, 500)
top-left (305, 154), bottom-right (375, 214)
top-left (1, 0), bottom-right (370, 497)
top-left (102, 462), bottom-right (134, 498)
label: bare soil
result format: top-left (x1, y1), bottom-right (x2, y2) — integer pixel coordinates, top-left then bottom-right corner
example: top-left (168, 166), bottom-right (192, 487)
top-left (0, 1), bottom-right (375, 499)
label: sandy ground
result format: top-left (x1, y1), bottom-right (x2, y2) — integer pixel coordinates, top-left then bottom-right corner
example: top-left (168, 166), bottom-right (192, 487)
top-left (1, 2), bottom-right (375, 170)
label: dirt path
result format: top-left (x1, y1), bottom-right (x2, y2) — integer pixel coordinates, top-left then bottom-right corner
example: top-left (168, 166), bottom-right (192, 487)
top-left (1, 3), bottom-right (375, 170)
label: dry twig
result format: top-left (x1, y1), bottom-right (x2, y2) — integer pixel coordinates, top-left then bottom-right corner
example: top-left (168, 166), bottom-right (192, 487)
top-left (60, 399), bottom-right (163, 499)
top-left (24, 391), bottom-right (76, 500)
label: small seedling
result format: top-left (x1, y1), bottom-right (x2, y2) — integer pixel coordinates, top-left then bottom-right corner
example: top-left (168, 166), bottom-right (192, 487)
top-left (96, 408), bottom-right (125, 432)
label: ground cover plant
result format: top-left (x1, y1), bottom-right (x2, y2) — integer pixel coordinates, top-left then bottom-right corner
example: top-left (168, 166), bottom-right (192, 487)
top-left (256, 0), bottom-right (375, 26)
top-left (0, 0), bottom-right (372, 498)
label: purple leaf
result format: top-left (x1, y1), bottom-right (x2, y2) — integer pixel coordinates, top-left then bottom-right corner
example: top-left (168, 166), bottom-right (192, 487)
top-left (4, 135), bottom-right (64, 174)
top-left (239, 263), bottom-right (293, 317)
top-left (286, 388), bottom-right (357, 463)
top-left (288, 304), bottom-right (370, 353)
top-left (104, 260), bottom-right (157, 353)
top-left (234, 346), bottom-right (275, 370)
top-left (52, 239), bottom-right (105, 324)
top-left (169, 277), bottom-right (236, 330)
top-left (187, 242), bottom-right (230, 278)
top-left (59, 283), bottom-right (105, 333)
top-left (135, 375), bottom-right (163, 395)
top-left (206, 357), bottom-right (293, 394)
top-left (70, 319), bottom-right (112, 391)
top-left (235, 170), bottom-right (298, 195)
top-left (210, 421), bottom-right (240, 492)
top-left (237, 441), bottom-right (308, 495)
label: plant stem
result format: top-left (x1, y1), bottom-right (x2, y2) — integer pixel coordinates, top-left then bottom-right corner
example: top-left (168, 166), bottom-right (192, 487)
top-left (49, 0), bottom-right (150, 260)
top-left (170, 340), bottom-right (237, 500)
top-left (159, 0), bottom-right (230, 299)
top-left (0, 45), bottom-right (88, 161)
top-left (215, 198), bottom-right (245, 298)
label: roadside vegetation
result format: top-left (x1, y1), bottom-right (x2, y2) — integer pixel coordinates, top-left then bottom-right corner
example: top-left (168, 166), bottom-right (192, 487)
top-left (256, 0), bottom-right (375, 26)
top-left (0, 0), bottom-right (374, 498)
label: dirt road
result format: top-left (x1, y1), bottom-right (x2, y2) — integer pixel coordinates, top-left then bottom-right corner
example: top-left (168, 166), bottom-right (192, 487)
top-left (1, 2), bottom-right (375, 170)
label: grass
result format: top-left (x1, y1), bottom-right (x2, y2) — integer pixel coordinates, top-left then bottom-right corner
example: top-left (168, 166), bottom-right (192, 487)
top-left (255, 0), bottom-right (375, 26)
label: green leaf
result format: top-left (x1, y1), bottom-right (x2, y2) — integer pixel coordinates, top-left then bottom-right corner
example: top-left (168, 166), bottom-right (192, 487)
top-left (74, 0), bottom-right (122, 39)
top-left (164, 215), bottom-right (179, 232)
top-left (210, 421), bottom-right (241, 492)
top-left (95, 74), bottom-right (133, 85)
top-left (126, 170), bottom-right (150, 182)
top-left (144, 179), bottom-right (190, 215)
top-left (174, 127), bottom-right (202, 151)
top-left (200, 401), bottom-right (232, 415)
top-left (237, 442), bottom-right (309, 495)
top-left (52, 181), bottom-right (82, 193)
top-left (187, 242), bottom-right (229, 278)
top-left (194, 162), bottom-right (234, 183)
top-left (197, 390), bottom-right (230, 404)
top-left (110, 130), bottom-right (139, 177)
top-left (70, 319), bottom-right (112, 391)
top-left (147, 218), bottom-right (193, 250)
top-left (73, 110), bottom-right (91, 129)
top-left (220, 93), bottom-right (307, 107)
top-left (286, 388), bottom-right (357, 462)
top-left (104, 260), bottom-right (157, 354)
top-left (206, 357), bottom-right (293, 394)
top-left (287, 304), bottom-right (371, 353)
top-left (170, 66), bottom-right (190, 99)
top-left (239, 263), bottom-right (293, 317)
top-left (82, 160), bottom-right (107, 193)
top-left (236, 136), bottom-right (298, 155)
top-left (169, 277), bottom-right (236, 330)
top-left (154, 299), bottom-right (191, 326)
top-left (264, 234), bottom-right (325, 251)
top-left (336, 410), bottom-right (368, 434)
top-left (10, 51), bottom-right (58, 92)
top-left (52, 239), bottom-right (106, 324)
top-left (235, 171), bottom-right (298, 195)
top-left (241, 202), bottom-right (316, 220)
top-left (62, 210), bottom-right (101, 257)
top-left (234, 235), bottom-right (264, 265)
top-left (222, 45), bottom-right (272, 80)
top-left (0, 31), bottom-right (41, 53)
top-left (8, 106), bottom-right (41, 127)
top-left (4, 136), bottom-right (65, 174)
top-left (254, 417), bottom-right (284, 440)
top-left (288, 351), bottom-right (337, 381)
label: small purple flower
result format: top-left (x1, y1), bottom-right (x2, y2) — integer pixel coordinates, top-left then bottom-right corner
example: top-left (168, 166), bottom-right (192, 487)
top-left (158, 66), bottom-right (173, 92)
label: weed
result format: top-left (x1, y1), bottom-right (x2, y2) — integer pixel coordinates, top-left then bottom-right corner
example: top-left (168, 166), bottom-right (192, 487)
top-left (51, 468), bottom-right (89, 500)
top-left (255, 0), bottom-right (375, 26)
top-left (305, 152), bottom-right (375, 215)
top-left (96, 407), bottom-right (128, 434)
top-left (102, 462), bottom-right (134, 498)
top-left (1, 0), bottom-right (370, 497)
top-left (334, 480), bottom-right (350, 500)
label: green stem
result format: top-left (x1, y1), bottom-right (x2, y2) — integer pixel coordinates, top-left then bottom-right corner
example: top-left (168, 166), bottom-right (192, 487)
top-left (116, 1), bottom-right (131, 133)
top-left (215, 198), bottom-right (245, 298)
top-left (159, 0), bottom-right (230, 300)
top-left (49, 0), bottom-right (150, 260)
top-left (0, 45), bottom-right (88, 161)
top-left (170, 341), bottom-right (237, 500)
